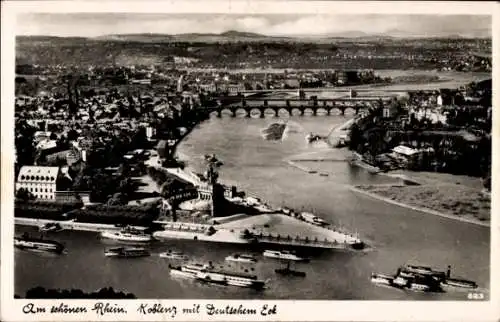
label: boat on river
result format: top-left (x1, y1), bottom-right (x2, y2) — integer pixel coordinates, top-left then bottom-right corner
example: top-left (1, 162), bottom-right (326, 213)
top-left (306, 132), bottom-right (322, 143)
top-left (441, 278), bottom-right (478, 289)
top-left (263, 250), bottom-right (309, 262)
top-left (169, 263), bottom-right (266, 289)
top-left (371, 264), bottom-right (477, 293)
top-left (101, 228), bottom-right (152, 243)
top-left (159, 250), bottom-right (188, 260)
top-left (104, 247), bottom-right (150, 258)
top-left (39, 222), bottom-right (64, 233)
top-left (225, 253), bottom-right (258, 263)
top-left (14, 234), bottom-right (65, 254)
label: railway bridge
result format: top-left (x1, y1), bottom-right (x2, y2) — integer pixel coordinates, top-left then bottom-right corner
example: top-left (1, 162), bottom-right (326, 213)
top-left (208, 96), bottom-right (393, 118)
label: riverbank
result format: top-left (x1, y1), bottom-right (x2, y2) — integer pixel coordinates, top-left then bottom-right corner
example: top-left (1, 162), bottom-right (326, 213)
top-left (351, 176), bottom-right (490, 227)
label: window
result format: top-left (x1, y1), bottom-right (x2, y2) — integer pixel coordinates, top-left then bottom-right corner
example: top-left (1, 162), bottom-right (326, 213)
top-left (45, 189), bottom-right (48, 192)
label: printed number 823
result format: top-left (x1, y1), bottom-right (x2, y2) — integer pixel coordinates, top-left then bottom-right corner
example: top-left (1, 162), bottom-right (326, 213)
top-left (467, 292), bottom-right (484, 300)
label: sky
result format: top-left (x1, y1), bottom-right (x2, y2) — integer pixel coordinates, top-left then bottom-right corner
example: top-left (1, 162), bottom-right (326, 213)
top-left (16, 13), bottom-right (492, 38)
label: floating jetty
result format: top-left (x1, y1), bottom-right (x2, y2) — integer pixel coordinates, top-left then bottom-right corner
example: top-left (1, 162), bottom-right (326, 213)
top-left (15, 217), bottom-right (148, 233)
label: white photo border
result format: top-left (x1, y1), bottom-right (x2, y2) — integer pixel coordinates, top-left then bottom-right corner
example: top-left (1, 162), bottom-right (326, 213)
top-left (1, 1), bottom-right (499, 321)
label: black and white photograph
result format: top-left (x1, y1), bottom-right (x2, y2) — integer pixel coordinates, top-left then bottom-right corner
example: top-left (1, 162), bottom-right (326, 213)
top-left (1, 1), bottom-right (498, 321)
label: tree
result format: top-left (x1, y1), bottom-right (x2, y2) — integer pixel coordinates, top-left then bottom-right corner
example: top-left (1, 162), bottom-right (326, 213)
top-left (15, 120), bottom-right (36, 171)
top-left (16, 188), bottom-right (36, 201)
top-left (348, 123), bottom-right (362, 151)
top-left (107, 192), bottom-right (128, 206)
top-left (66, 129), bottom-right (79, 142)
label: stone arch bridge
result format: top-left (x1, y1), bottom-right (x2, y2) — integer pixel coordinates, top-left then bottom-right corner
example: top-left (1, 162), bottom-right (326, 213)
top-left (207, 97), bottom-right (392, 118)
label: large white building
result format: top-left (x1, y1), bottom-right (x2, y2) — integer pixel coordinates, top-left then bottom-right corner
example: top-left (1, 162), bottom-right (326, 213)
top-left (16, 166), bottom-right (60, 200)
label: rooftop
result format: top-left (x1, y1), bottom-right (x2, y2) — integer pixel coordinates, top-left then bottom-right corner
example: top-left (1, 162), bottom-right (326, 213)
top-left (17, 166), bottom-right (60, 183)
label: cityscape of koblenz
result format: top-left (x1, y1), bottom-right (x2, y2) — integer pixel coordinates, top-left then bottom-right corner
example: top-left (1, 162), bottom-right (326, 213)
top-left (12, 13), bottom-right (491, 301)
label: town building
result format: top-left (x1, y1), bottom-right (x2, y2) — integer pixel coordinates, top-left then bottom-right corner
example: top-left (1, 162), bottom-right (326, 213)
top-left (16, 166), bottom-right (60, 200)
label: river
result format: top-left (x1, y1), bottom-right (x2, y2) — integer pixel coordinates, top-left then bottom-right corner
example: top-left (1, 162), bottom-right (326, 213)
top-left (15, 113), bottom-right (490, 300)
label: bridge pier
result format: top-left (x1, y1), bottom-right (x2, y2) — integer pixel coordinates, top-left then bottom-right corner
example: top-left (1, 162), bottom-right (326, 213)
top-left (312, 108), bottom-right (317, 116)
top-left (245, 109), bottom-right (251, 118)
top-left (273, 109), bottom-right (279, 117)
top-left (259, 110), bottom-right (265, 118)
top-left (340, 108), bottom-right (345, 115)
top-left (231, 110), bottom-right (237, 117)
top-left (217, 110), bottom-right (222, 118)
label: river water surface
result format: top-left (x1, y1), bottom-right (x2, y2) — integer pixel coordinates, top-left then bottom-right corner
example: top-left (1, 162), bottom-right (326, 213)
top-left (15, 114), bottom-right (490, 300)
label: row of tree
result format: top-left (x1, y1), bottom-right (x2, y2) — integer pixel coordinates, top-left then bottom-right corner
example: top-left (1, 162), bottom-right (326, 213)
top-left (21, 287), bottom-right (136, 299)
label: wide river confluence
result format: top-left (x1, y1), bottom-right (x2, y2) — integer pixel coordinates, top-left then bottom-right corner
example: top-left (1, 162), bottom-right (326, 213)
top-left (15, 113), bottom-right (490, 300)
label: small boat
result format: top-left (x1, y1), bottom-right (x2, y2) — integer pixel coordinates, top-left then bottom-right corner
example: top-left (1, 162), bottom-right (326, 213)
top-left (100, 228), bottom-right (152, 243)
top-left (14, 235), bottom-right (65, 254)
top-left (225, 253), bottom-right (258, 263)
top-left (39, 222), bottom-right (63, 233)
top-left (263, 250), bottom-right (309, 262)
top-left (370, 273), bottom-right (394, 286)
top-left (159, 250), bottom-right (188, 260)
top-left (275, 262), bottom-right (306, 277)
top-left (104, 247), bottom-right (150, 258)
top-left (306, 132), bottom-right (322, 143)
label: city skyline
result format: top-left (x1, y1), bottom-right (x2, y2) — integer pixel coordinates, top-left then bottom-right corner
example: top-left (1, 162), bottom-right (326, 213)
top-left (16, 13), bottom-right (491, 38)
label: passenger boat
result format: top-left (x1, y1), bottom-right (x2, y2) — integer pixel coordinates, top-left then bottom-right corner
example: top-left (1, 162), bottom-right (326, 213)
top-left (263, 250), bottom-right (308, 262)
top-left (441, 278), bottom-right (478, 289)
top-left (14, 235), bottom-right (65, 254)
top-left (39, 222), bottom-right (63, 233)
top-left (159, 250), bottom-right (188, 260)
top-left (401, 264), bottom-right (446, 278)
top-left (169, 263), bottom-right (266, 290)
top-left (104, 247), bottom-right (150, 258)
top-left (225, 253), bottom-right (258, 263)
top-left (371, 263), bottom-right (476, 293)
top-left (100, 228), bottom-right (152, 243)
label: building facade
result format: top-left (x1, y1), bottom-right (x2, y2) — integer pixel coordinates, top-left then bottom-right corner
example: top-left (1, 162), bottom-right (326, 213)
top-left (16, 166), bottom-right (60, 200)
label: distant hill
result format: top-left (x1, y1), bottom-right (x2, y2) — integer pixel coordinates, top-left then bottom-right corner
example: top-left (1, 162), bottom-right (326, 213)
top-left (91, 30), bottom-right (291, 43)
